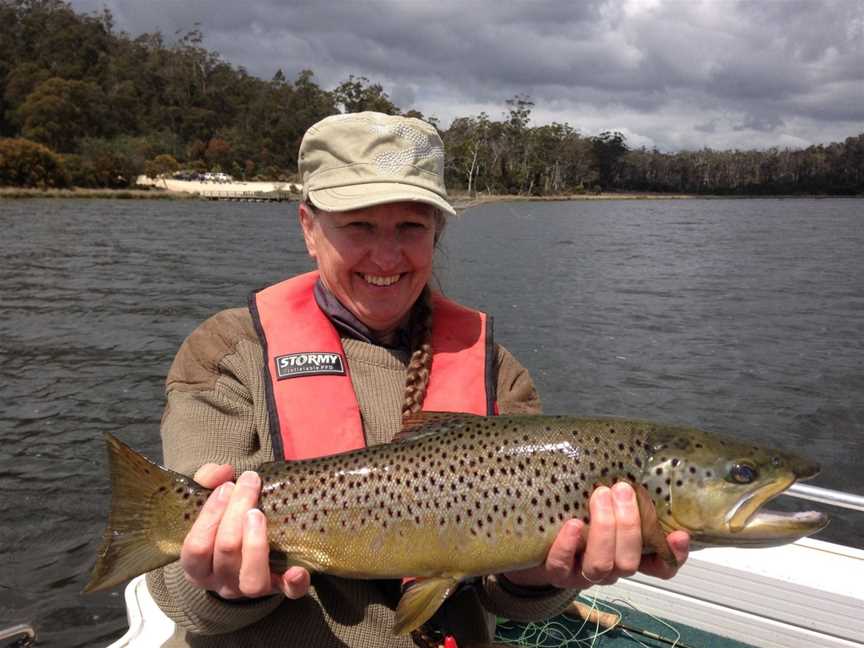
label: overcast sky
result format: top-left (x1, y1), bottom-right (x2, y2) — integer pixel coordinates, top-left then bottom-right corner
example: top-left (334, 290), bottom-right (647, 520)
top-left (70, 0), bottom-right (863, 151)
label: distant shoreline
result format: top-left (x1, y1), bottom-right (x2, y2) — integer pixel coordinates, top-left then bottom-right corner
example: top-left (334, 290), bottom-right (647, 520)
top-left (449, 192), bottom-right (862, 209)
top-left (0, 187), bottom-right (194, 200)
top-left (1, 186), bottom-right (859, 205)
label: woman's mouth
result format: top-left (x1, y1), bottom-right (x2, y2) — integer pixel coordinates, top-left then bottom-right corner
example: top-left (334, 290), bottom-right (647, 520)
top-left (361, 273), bottom-right (402, 287)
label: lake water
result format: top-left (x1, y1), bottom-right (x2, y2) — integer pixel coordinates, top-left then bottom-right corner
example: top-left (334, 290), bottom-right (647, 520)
top-left (1, 197), bottom-right (862, 647)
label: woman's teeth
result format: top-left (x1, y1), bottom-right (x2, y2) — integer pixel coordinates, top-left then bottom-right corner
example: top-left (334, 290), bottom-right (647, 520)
top-left (362, 274), bottom-right (401, 287)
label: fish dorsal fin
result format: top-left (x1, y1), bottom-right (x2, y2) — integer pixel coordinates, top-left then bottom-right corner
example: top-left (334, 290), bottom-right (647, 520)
top-left (393, 576), bottom-right (461, 635)
top-left (394, 411), bottom-right (483, 443)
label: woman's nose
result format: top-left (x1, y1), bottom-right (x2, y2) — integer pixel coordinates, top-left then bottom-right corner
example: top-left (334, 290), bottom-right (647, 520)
top-left (368, 232), bottom-right (403, 269)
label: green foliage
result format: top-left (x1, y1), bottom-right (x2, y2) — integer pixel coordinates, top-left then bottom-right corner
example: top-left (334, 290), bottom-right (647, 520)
top-left (618, 134), bottom-right (864, 195)
top-left (0, 137), bottom-right (69, 187)
top-left (17, 77), bottom-right (113, 151)
top-left (72, 136), bottom-right (150, 187)
top-left (591, 131), bottom-right (628, 189)
top-left (144, 153), bottom-right (179, 179)
top-left (333, 75), bottom-right (400, 114)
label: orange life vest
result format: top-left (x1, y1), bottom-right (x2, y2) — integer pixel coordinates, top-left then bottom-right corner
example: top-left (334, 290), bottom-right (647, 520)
top-left (249, 271), bottom-right (496, 460)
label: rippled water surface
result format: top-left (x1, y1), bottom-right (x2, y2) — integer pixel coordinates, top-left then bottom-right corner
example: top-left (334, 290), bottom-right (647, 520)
top-left (1, 198), bottom-right (862, 646)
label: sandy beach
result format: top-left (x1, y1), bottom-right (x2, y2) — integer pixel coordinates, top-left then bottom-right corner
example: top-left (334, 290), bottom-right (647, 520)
top-left (135, 175), bottom-right (301, 196)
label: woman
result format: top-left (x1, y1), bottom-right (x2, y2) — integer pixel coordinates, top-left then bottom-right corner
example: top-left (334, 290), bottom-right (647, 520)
top-left (146, 112), bottom-right (689, 647)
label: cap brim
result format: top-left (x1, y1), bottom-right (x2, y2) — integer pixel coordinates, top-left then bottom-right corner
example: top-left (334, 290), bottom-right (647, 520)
top-left (308, 182), bottom-right (456, 216)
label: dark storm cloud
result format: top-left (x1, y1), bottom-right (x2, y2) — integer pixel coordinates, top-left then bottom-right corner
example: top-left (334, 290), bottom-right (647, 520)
top-left (69, 0), bottom-right (863, 150)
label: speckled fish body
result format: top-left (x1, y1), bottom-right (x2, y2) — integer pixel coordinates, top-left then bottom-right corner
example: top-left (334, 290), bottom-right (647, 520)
top-left (253, 414), bottom-right (827, 578)
top-left (86, 414), bottom-right (828, 632)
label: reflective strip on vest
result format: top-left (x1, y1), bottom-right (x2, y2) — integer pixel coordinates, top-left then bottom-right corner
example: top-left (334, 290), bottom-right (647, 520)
top-left (249, 272), bottom-right (495, 461)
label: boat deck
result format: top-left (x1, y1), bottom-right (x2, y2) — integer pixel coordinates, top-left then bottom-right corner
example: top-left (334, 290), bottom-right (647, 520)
top-left (497, 598), bottom-right (757, 647)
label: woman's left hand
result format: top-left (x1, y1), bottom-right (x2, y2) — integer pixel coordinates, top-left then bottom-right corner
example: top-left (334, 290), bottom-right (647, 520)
top-left (501, 482), bottom-right (690, 589)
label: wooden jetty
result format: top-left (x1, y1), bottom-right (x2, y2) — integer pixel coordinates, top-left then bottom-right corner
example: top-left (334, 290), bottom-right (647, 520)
top-left (198, 190), bottom-right (296, 202)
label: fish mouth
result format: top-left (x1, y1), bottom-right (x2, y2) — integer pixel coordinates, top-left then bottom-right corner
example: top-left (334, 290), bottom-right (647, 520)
top-left (722, 468), bottom-right (828, 546)
top-left (726, 509), bottom-right (829, 546)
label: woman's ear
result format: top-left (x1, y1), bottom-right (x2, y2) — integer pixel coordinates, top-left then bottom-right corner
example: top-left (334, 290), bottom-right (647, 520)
top-left (298, 203), bottom-right (318, 259)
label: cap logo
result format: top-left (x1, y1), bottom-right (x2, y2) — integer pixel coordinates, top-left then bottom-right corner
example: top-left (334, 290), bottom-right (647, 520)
top-left (368, 122), bottom-right (444, 175)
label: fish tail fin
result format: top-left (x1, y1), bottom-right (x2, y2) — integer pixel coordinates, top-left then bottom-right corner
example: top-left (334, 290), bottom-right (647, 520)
top-left (84, 434), bottom-right (210, 593)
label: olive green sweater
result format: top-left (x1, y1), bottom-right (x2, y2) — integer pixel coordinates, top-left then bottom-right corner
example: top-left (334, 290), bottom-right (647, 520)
top-left (146, 307), bottom-right (575, 647)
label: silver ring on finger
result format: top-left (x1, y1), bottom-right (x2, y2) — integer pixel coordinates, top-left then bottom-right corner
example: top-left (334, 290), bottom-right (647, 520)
top-left (580, 569), bottom-right (603, 585)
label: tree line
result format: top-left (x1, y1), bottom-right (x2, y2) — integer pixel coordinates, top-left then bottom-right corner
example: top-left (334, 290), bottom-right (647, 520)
top-left (1, 0), bottom-right (861, 194)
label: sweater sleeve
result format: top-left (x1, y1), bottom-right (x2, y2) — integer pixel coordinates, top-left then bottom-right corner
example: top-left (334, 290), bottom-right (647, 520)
top-left (477, 344), bottom-right (577, 621)
top-left (493, 344), bottom-right (542, 415)
top-left (146, 308), bottom-right (284, 635)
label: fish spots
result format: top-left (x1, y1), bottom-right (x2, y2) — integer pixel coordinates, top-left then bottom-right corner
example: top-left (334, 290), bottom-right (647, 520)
top-left (251, 416), bottom-right (705, 563)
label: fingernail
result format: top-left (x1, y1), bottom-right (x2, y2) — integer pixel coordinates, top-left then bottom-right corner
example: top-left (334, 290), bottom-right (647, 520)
top-left (613, 482), bottom-right (633, 503)
top-left (246, 508), bottom-right (263, 528)
top-left (218, 482), bottom-right (234, 502)
top-left (287, 567), bottom-right (307, 586)
top-left (238, 471), bottom-right (260, 488)
top-left (595, 486), bottom-right (611, 505)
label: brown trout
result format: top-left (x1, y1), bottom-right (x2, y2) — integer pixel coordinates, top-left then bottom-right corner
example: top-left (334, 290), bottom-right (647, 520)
top-left (86, 413), bottom-right (828, 634)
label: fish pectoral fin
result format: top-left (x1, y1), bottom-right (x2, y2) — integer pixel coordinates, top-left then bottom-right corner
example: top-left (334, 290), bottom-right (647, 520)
top-left (393, 576), bottom-right (461, 635)
top-left (632, 482), bottom-right (677, 568)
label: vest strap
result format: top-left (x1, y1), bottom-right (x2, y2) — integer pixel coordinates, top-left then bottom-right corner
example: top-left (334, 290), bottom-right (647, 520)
top-left (250, 272), bottom-right (495, 461)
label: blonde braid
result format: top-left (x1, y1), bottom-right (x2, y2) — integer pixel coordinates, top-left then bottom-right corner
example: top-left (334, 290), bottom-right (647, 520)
top-left (401, 286), bottom-right (434, 418)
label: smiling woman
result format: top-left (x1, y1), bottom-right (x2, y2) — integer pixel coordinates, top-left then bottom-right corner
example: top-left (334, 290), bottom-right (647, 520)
top-left (138, 111), bottom-right (689, 647)
top-left (298, 201), bottom-right (441, 345)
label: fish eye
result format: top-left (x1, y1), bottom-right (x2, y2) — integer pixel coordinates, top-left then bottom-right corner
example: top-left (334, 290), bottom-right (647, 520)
top-left (728, 463), bottom-right (758, 484)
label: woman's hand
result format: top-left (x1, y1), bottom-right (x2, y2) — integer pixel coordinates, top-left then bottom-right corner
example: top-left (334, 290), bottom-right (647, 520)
top-left (179, 464), bottom-right (311, 600)
top-left (502, 482), bottom-right (690, 589)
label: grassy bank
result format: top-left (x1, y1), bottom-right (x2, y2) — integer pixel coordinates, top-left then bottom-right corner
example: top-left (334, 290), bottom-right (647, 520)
top-left (0, 187), bottom-right (193, 199)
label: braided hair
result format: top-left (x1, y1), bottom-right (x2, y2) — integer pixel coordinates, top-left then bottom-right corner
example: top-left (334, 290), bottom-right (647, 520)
top-left (401, 208), bottom-right (446, 419)
top-left (401, 286), bottom-right (435, 418)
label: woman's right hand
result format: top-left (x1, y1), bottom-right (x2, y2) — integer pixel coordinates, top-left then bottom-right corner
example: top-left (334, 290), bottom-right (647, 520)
top-left (179, 464), bottom-right (311, 600)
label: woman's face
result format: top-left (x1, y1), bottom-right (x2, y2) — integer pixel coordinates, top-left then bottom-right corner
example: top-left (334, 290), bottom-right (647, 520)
top-left (299, 201), bottom-right (439, 340)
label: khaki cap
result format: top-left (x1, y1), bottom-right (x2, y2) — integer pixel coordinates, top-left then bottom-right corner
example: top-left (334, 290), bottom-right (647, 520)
top-left (299, 111), bottom-right (456, 215)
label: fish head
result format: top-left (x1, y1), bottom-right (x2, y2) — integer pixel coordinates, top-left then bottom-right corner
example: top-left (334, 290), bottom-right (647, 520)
top-left (640, 426), bottom-right (828, 547)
